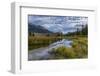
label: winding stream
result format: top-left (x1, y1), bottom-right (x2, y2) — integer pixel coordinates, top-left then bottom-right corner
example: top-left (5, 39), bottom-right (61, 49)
top-left (28, 39), bottom-right (73, 60)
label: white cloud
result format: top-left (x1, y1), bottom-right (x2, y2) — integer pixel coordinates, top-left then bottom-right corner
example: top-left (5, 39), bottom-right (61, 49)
top-left (28, 15), bottom-right (88, 34)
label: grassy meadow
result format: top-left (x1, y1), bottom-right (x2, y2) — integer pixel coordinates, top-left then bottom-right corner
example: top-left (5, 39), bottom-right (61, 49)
top-left (28, 36), bottom-right (62, 50)
top-left (49, 36), bottom-right (88, 59)
top-left (28, 35), bottom-right (88, 59)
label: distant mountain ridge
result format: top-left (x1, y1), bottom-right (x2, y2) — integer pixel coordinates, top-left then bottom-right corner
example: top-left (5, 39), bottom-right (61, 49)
top-left (28, 23), bottom-right (53, 33)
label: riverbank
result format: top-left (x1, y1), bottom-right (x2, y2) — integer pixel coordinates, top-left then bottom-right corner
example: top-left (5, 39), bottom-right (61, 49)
top-left (49, 37), bottom-right (88, 59)
top-left (28, 36), bottom-right (88, 60)
top-left (28, 39), bottom-right (73, 60)
top-left (28, 36), bottom-right (62, 50)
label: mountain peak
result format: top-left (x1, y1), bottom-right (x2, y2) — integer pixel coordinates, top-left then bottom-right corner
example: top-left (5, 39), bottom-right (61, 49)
top-left (28, 23), bottom-right (53, 33)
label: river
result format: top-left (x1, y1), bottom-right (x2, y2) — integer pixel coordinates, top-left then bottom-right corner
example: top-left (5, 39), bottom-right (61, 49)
top-left (28, 39), bottom-right (73, 60)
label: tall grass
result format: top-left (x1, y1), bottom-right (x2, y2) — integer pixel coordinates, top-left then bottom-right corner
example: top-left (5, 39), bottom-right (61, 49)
top-left (49, 46), bottom-right (76, 59)
top-left (28, 36), bottom-right (62, 50)
top-left (49, 37), bottom-right (88, 59)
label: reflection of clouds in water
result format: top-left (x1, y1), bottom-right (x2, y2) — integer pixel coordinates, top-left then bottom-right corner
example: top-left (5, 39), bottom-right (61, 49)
top-left (28, 15), bottom-right (88, 34)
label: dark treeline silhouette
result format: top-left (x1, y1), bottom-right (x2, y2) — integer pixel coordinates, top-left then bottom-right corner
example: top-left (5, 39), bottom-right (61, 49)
top-left (65, 24), bottom-right (88, 36)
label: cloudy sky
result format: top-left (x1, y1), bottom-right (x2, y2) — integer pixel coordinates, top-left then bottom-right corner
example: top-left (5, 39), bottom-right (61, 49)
top-left (28, 15), bottom-right (88, 34)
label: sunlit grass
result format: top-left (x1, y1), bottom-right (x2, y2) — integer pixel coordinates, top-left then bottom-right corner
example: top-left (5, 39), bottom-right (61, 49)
top-left (28, 35), bottom-right (88, 59)
top-left (49, 36), bottom-right (88, 59)
top-left (28, 36), bottom-right (62, 50)
top-left (49, 46), bottom-right (76, 59)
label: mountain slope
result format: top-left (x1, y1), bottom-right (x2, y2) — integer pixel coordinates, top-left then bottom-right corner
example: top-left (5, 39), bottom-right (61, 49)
top-left (28, 23), bottom-right (53, 33)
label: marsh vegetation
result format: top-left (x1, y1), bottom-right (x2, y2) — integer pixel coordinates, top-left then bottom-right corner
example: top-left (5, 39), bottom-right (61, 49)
top-left (28, 35), bottom-right (88, 60)
top-left (49, 37), bottom-right (88, 59)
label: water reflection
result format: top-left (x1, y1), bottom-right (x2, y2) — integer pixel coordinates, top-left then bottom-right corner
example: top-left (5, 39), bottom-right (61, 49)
top-left (28, 39), bottom-right (73, 60)
top-left (50, 39), bottom-right (73, 48)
